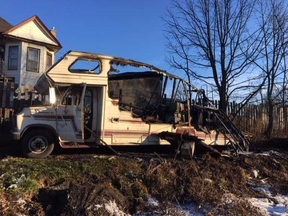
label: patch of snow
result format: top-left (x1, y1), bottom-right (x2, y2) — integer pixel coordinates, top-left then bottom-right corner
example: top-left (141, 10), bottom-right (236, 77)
top-left (134, 196), bottom-right (205, 216)
top-left (252, 169), bottom-right (259, 178)
top-left (175, 203), bottom-right (205, 216)
top-left (92, 200), bottom-right (129, 215)
top-left (257, 152), bottom-right (272, 156)
top-left (249, 196), bottom-right (288, 216)
top-left (17, 198), bottom-right (26, 205)
top-left (93, 155), bottom-right (109, 159)
top-left (147, 196), bottom-right (159, 207)
top-left (92, 204), bottom-right (102, 211)
top-left (8, 184), bottom-right (17, 189)
top-left (253, 186), bottom-right (272, 196)
top-left (238, 150), bottom-right (283, 156)
top-left (248, 180), bottom-right (270, 189)
top-left (16, 197), bottom-right (26, 210)
top-left (104, 200), bottom-right (130, 216)
top-left (248, 186), bottom-right (288, 215)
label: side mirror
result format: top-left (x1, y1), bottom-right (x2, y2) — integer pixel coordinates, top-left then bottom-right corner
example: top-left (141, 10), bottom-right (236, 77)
top-left (49, 87), bottom-right (56, 104)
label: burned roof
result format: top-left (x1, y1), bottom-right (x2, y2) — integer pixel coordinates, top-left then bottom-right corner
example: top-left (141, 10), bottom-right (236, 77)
top-left (0, 16), bottom-right (12, 33)
top-left (108, 72), bottom-right (163, 81)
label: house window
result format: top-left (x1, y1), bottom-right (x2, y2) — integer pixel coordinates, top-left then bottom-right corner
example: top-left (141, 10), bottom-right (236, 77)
top-left (8, 46), bottom-right (19, 70)
top-left (27, 47), bottom-right (40, 72)
top-left (46, 52), bottom-right (52, 70)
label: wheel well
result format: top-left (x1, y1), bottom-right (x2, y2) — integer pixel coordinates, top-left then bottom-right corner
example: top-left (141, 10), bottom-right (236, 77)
top-left (21, 126), bottom-right (59, 144)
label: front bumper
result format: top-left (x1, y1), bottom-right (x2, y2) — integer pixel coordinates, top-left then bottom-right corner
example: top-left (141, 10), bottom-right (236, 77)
top-left (11, 129), bottom-right (21, 140)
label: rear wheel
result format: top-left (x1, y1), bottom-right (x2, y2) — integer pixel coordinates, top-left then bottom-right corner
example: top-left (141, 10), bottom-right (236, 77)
top-left (22, 129), bottom-right (55, 158)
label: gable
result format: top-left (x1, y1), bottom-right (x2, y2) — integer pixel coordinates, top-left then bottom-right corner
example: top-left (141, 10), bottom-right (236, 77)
top-left (6, 20), bottom-right (58, 46)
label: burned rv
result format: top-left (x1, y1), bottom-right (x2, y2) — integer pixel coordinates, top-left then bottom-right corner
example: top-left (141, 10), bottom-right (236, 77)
top-left (11, 51), bottom-right (249, 158)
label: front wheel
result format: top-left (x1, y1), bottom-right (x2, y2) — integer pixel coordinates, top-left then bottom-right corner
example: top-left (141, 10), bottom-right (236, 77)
top-left (22, 129), bottom-right (55, 158)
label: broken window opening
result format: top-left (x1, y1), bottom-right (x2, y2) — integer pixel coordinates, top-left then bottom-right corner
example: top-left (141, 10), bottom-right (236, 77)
top-left (159, 79), bottom-right (189, 125)
top-left (108, 63), bottom-right (190, 125)
top-left (62, 86), bottom-right (84, 106)
top-left (108, 63), bottom-right (162, 116)
top-left (69, 59), bottom-right (101, 74)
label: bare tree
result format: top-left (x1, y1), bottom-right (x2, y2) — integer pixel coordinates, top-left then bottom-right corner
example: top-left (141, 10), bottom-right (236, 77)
top-left (280, 56), bottom-right (288, 131)
top-left (255, 0), bottom-right (288, 138)
top-left (164, 0), bottom-right (265, 113)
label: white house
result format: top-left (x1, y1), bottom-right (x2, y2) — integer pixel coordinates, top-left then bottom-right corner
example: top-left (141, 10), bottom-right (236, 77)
top-left (0, 15), bottom-right (62, 88)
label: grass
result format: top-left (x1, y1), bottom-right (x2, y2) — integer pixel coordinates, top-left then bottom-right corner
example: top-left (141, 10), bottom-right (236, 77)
top-left (18, 178), bottom-right (40, 194)
top-left (0, 156), bottom-right (141, 196)
top-left (0, 158), bottom-right (71, 187)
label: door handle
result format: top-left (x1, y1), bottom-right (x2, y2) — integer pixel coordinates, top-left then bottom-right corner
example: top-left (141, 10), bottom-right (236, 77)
top-left (111, 117), bottom-right (120, 123)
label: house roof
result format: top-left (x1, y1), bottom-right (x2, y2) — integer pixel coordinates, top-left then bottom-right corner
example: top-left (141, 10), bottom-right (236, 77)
top-left (3, 15), bottom-right (62, 49)
top-left (0, 16), bottom-right (13, 33)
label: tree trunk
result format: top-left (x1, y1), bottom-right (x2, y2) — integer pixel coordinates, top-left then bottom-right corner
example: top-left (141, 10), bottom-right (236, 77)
top-left (284, 106), bottom-right (287, 133)
top-left (219, 88), bottom-right (227, 113)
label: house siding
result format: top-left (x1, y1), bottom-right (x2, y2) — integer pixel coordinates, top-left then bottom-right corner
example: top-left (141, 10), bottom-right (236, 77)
top-left (3, 41), bottom-right (55, 87)
top-left (20, 42), bottom-right (55, 87)
top-left (8, 20), bottom-right (57, 46)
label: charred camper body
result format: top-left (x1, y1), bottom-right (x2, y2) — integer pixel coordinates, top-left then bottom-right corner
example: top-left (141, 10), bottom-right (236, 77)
top-left (11, 51), bottom-right (249, 158)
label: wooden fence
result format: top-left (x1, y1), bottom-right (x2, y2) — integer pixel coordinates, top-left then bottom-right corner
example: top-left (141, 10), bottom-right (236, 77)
top-left (0, 75), bottom-right (15, 121)
top-left (211, 100), bottom-right (288, 137)
top-left (0, 75), bottom-right (45, 120)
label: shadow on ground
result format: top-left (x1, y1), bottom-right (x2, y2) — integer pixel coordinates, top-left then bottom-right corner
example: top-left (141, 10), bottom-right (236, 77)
top-left (0, 130), bottom-right (175, 159)
top-left (0, 131), bottom-right (22, 158)
top-left (250, 138), bottom-right (288, 152)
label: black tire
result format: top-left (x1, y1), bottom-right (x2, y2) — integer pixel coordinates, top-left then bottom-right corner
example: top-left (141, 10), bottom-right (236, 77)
top-left (22, 129), bottom-right (55, 158)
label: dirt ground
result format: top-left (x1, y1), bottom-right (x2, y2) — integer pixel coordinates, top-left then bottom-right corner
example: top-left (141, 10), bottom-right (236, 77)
top-left (0, 139), bottom-right (288, 215)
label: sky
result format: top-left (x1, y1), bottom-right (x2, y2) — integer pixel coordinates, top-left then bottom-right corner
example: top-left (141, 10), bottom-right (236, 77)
top-left (1, 0), bottom-right (173, 71)
top-left (0, 0), bottom-right (263, 101)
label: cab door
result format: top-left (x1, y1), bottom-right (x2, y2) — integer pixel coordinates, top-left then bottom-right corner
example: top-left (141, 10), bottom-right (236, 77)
top-left (57, 84), bottom-right (86, 142)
